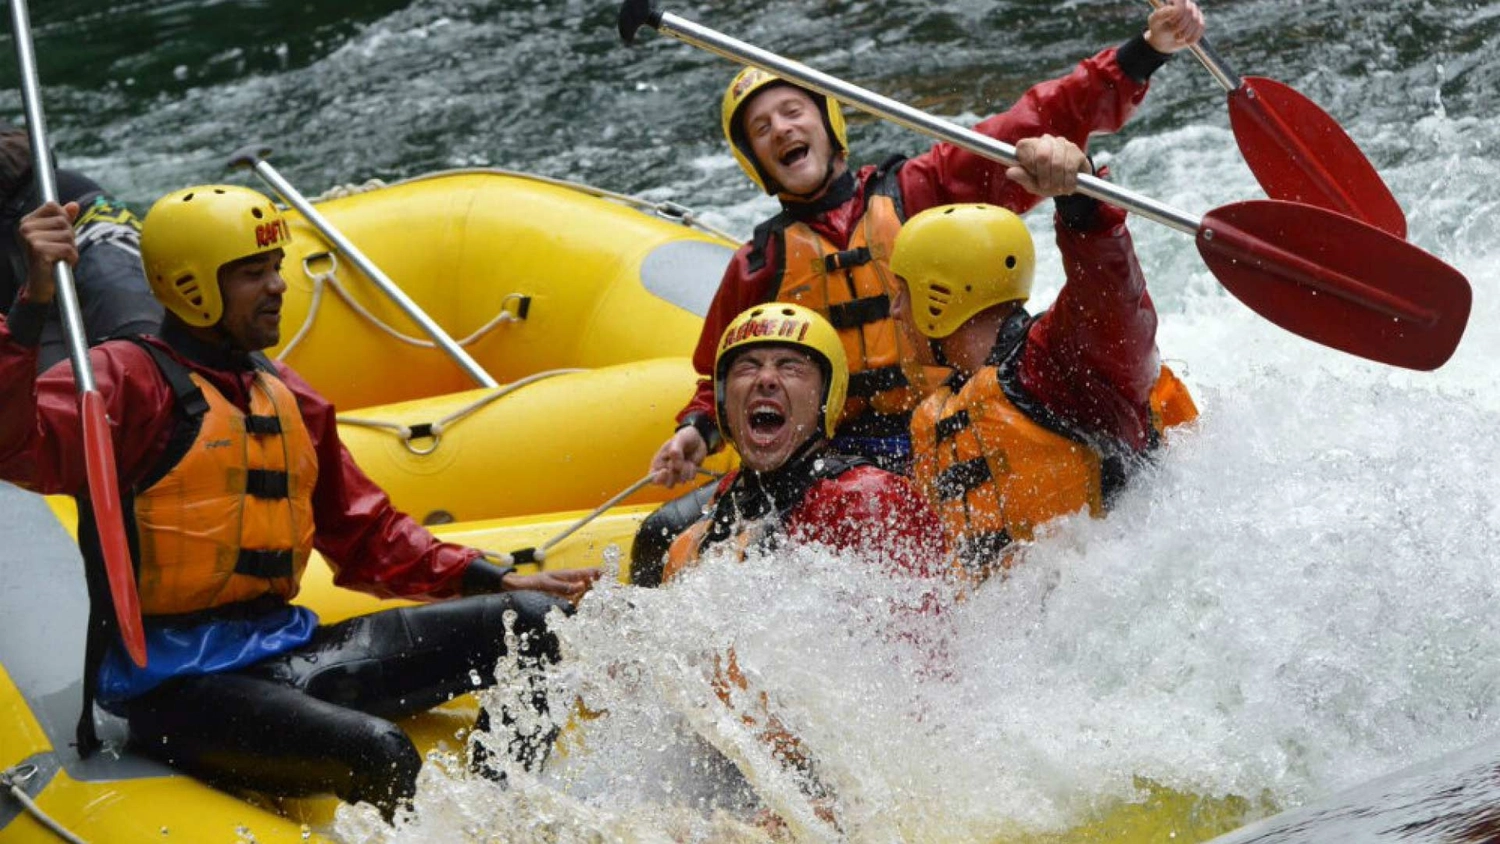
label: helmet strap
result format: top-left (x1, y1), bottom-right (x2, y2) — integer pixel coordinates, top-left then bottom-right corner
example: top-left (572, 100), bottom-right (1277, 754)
top-left (778, 165), bottom-right (855, 217)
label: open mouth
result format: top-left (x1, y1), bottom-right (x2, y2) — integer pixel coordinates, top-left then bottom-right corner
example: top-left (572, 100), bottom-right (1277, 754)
top-left (749, 407), bottom-right (785, 433)
top-left (779, 143), bottom-right (809, 167)
top-left (744, 401), bottom-right (788, 446)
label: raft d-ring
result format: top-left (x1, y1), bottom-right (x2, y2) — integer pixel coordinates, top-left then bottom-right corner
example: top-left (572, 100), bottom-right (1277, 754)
top-left (1, 762), bottom-right (37, 787)
top-left (499, 293), bottom-right (531, 323)
top-left (402, 422), bottom-right (442, 456)
top-left (302, 250), bottom-right (339, 279)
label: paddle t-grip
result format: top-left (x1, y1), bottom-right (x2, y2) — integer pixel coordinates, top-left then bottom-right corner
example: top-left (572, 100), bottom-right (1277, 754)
top-left (619, 0), bottom-right (662, 44)
top-left (225, 143), bottom-right (274, 172)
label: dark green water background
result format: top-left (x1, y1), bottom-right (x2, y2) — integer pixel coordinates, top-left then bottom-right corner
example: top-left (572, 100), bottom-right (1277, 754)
top-left (2, 0), bottom-right (1494, 233)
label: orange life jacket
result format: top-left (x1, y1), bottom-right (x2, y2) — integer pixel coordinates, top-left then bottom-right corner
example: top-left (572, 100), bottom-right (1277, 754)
top-left (754, 163), bottom-right (947, 428)
top-left (911, 354), bottom-right (1196, 576)
top-left (129, 343), bottom-right (319, 616)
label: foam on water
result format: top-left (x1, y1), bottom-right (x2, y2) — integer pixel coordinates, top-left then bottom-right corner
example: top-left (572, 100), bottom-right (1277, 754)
top-left (20, 0), bottom-right (1499, 839)
top-left (334, 103), bottom-right (1500, 840)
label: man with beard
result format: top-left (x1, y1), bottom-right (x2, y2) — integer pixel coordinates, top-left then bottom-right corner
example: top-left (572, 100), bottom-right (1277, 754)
top-left (0, 186), bottom-right (597, 819)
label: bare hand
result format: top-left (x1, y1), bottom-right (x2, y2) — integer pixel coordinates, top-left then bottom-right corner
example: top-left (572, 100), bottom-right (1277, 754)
top-left (1145, 0), bottom-right (1206, 54)
top-left (17, 201), bottom-right (80, 305)
top-left (502, 567), bottom-right (600, 604)
top-left (650, 425), bottom-right (708, 487)
top-left (1006, 134), bottom-right (1092, 198)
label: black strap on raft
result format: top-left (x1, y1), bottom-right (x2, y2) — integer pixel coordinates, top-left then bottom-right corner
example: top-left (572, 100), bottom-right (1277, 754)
top-left (508, 547), bottom-right (540, 566)
top-left (848, 365), bottom-right (908, 398)
top-left (825, 294), bottom-right (889, 330)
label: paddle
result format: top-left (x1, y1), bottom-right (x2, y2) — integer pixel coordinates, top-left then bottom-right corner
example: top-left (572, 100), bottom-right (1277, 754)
top-left (1145, 0), bottom-right (1407, 239)
top-left (617, 1), bottom-right (1470, 371)
top-left (226, 146), bottom-right (500, 389)
top-left (500, 468), bottom-right (721, 565)
top-left (7, 0), bottom-right (147, 667)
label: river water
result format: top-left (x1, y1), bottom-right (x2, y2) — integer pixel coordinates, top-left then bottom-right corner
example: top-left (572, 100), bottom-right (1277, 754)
top-left (5, 1), bottom-right (1499, 842)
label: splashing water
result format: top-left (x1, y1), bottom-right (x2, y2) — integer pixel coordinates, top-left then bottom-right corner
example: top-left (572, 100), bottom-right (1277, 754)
top-left (13, 0), bottom-right (1500, 840)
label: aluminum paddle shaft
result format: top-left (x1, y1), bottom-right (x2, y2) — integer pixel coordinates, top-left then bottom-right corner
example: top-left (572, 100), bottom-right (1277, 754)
top-left (621, 2), bottom-right (1200, 235)
top-left (228, 146), bottom-right (499, 389)
top-left (8, 0), bottom-right (147, 666)
top-left (618, 0), bottom-right (1471, 370)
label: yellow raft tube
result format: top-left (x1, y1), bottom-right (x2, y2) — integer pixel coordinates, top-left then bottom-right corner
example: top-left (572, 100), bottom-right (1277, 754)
top-left (0, 171), bottom-right (1262, 842)
top-left (3, 170), bottom-right (742, 842)
top-left (266, 169), bottom-right (738, 532)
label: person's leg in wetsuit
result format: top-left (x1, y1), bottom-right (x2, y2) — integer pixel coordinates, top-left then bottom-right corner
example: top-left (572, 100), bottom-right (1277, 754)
top-left (121, 590), bottom-right (567, 818)
top-left (630, 482), bottom-right (717, 587)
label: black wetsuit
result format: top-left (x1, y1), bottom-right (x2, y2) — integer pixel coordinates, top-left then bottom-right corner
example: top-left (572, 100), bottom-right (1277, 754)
top-left (119, 591), bottom-right (567, 817)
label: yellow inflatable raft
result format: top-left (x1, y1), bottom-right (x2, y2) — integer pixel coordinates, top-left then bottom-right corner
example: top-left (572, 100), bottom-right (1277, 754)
top-left (0, 170), bottom-right (1262, 843)
top-left (2, 170), bottom-right (739, 843)
top-left (267, 169), bottom-right (741, 524)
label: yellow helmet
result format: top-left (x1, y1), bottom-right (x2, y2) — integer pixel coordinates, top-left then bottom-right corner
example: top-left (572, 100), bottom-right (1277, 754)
top-left (891, 203), bottom-right (1036, 339)
top-left (721, 66), bottom-right (848, 195)
top-left (140, 185), bottom-right (292, 327)
top-left (714, 302), bottom-right (848, 444)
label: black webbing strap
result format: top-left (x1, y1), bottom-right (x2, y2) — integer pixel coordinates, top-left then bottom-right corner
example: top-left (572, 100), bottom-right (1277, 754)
top-left (825, 295), bottom-right (890, 330)
top-left (245, 469), bottom-right (289, 499)
top-left (822, 246), bottom-right (872, 273)
top-left (848, 365), bottom-right (908, 398)
top-left (235, 549), bottom-right (296, 579)
top-left (74, 488), bottom-right (141, 756)
top-left (934, 457), bottom-right (993, 501)
top-left (935, 409), bottom-right (971, 443)
top-left (244, 415), bottom-right (282, 435)
top-left (955, 530), bottom-right (1014, 573)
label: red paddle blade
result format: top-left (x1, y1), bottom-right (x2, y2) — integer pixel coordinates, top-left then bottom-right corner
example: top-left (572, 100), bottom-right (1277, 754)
top-left (1197, 200), bottom-right (1469, 371)
top-left (1229, 76), bottom-right (1407, 240)
top-left (81, 390), bottom-right (147, 667)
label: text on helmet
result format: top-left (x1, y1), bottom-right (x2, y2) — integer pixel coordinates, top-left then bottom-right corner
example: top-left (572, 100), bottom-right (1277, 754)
top-left (255, 219), bottom-right (290, 249)
top-left (722, 316), bottom-right (811, 350)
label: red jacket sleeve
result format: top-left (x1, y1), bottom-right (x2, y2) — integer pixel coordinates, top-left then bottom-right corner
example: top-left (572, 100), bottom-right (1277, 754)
top-left (273, 363), bottom-right (481, 602)
top-left (1016, 201), bottom-right (1160, 451)
top-left (0, 321), bottom-right (175, 494)
top-left (897, 45), bottom-right (1150, 217)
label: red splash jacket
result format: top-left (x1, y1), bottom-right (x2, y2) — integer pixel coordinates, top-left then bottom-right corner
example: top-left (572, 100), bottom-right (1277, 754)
top-left (0, 320), bottom-right (480, 602)
top-left (676, 38), bottom-right (1164, 433)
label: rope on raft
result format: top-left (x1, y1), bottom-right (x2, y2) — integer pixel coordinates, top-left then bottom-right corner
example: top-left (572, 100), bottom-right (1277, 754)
top-left (1, 764), bottom-right (90, 844)
top-left (276, 250), bottom-right (528, 363)
top-left (337, 368), bottom-right (586, 455)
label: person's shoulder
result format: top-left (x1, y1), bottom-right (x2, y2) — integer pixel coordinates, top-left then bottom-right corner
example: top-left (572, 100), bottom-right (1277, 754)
top-left (260, 356), bottom-right (327, 401)
top-left (818, 464), bottom-right (922, 507)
